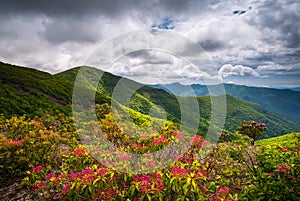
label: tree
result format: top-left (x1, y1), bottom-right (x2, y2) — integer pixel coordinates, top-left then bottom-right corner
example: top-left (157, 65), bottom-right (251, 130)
top-left (236, 120), bottom-right (267, 145)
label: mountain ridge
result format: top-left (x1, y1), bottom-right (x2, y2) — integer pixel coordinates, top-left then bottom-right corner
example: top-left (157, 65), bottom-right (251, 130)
top-left (1, 61), bottom-right (299, 138)
top-left (151, 82), bottom-right (300, 122)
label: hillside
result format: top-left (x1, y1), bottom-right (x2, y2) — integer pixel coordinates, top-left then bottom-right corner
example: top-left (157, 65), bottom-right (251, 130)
top-left (0, 62), bottom-right (73, 117)
top-left (1, 61), bottom-right (300, 138)
top-left (255, 132), bottom-right (300, 148)
top-left (151, 82), bottom-right (300, 122)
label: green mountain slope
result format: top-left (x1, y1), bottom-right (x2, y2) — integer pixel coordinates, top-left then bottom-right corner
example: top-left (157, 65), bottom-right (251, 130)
top-left (255, 132), bottom-right (300, 148)
top-left (0, 62), bottom-right (73, 117)
top-left (1, 62), bottom-right (299, 138)
top-left (152, 83), bottom-right (300, 122)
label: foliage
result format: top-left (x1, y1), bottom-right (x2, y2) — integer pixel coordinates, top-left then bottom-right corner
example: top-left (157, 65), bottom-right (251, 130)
top-left (1, 112), bottom-right (299, 200)
top-left (153, 82), bottom-right (300, 122)
top-left (240, 134), bottom-right (300, 200)
top-left (0, 113), bottom-right (78, 178)
top-left (1, 61), bottom-right (300, 200)
top-left (236, 120), bottom-right (267, 145)
top-left (1, 62), bottom-right (300, 138)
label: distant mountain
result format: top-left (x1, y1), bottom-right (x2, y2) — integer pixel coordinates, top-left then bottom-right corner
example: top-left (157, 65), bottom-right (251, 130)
top-left (290, 87), bottom-right (300, 92)
top-left (151, 83), bottom-right (300, 122)
top-left (1, 61), bottom-right (300, 138)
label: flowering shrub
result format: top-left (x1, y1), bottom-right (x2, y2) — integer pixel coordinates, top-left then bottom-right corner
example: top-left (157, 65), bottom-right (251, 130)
top-left (1, 113), bottom-right (299, 201)
top-left (237, 120), bottom-right (267, 145)
top-left (241, 142), bottom-right (300, 200)
top-left (0, 114), bottom-right (78, 177)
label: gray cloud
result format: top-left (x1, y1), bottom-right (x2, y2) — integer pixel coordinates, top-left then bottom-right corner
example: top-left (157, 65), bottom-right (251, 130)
top-left (247, 0), bottom-right (300, 48)
top-left (198, 39), bottom-right (227, 51)
top-left (39, 17), bottom-right (100, 44)
top-left (0, 0), bottom-right (299, 87)
top-left (0, 0), bottom-right (136, 17)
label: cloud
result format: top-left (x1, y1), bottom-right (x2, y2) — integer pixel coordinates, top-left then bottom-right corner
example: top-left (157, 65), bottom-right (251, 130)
top-left (0, 0), bottom-right (299, 87)
top-left (247, 0), bottom-right (300, 48)
top-left (107, 49), bottom-right (213, 85)
top-left (256, 62), bottom-right (293, 75)
top-left (219, 64), bottom-right (260, 78)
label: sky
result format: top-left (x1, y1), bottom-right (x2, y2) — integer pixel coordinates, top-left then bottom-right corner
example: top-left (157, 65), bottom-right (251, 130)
top-left (0, 0), bottom-right (299, 88)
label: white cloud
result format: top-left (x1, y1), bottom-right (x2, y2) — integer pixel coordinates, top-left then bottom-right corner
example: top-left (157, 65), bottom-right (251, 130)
top-left (107, 49), bottom-right (214, 85)
top-left (219, 64), bottom-right (260, 78)
top-left (256, 62), bottom-right (292, 75)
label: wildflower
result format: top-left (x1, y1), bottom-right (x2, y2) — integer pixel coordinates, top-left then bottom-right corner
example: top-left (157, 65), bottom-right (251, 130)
top-left (152, 136), bottom-right (168, 145)
top-left (175, 132), bottom-right (184, 140)
top-left (191, 135), bottom-right (204, 149)
top-left (133, 143), bottom-right (143, 150)
top-left (170, 166), bottom-right (189, 178)
top-left (96, 168), bottom-right (108, 177)
top-left (194, 167), bottom-right (208, 178)
top-left (199, 185), bottom-right (208, 195)
top-left (216, 186), bottom-right (230, 198)
top-left (32, 181), bottom-right (46, 192)
top-left (31, 165), bottom-right (43, 173)
top-left (275, 163), bottom-right (290, 174)
top-left (211, 193), bottom-right (222, 201)
top-left (117, 153), bottom-right (131, 161)
top-left (60, 182), bottom-right (71, 196)
top-left (282, 147), bottom-right (288, 152)
top-left (72, 148), bottom-right (87, 156)
top-left (265, 172), bottom-right (274, 177)
top-left (46, 173), bottom-right (56, 180)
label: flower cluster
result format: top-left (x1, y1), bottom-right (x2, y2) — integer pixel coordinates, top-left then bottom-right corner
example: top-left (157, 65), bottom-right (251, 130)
top-left (237, 120), bottom-right (267, 144)
top-left (191, 134), bottom-right (204, 149)
top-left (152, 136), bottom-right (168, 145)
top-left (170, 166), bottom-right (190, 178)
top-left (31, 165), bottom-right (43, 173)
top-left (72, 148), bottom-right (88, 156)
top-left (211, 186), bottom-right (236, 201)
top-left (275, 163), bottom-right (291, 174)
top-left (132, 173), bottom-right (164, 194)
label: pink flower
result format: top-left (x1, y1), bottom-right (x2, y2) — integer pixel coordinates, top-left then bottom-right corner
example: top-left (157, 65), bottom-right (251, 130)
top-left (265, 172), bottom-right (274, 177)
top-left (152, 136), bottom-right (168, 145)
top-left (32, 181), bottom-right (46, 192)
top-left (282, 147), bottom-right (288, 152)
top-left (133, 143), bottom-right (143, 150)
top-left (31, 165), bottom-right (43, 173)
top-left (175, 132), bottom-right (184, 140)
top-left (46, 173), bottom-right (56, 180)
top-left (72, 148), bottom-right (87, 156)
top-left (198, 185), bottom-right (208, 194)
top-left (170, 166), bottom-right (189, 178)
top-left (117, 153), bottom-right (131, 161)
top-left (60, 182), bottom-right (71, 196)
top-left (191, 135), bottom-right (204, 149)
top-left (96, 168), bottom-right (108, 177)
top-left (216, 186), bottom-right (230, 198)
top-left (211, 193), bottom-right (222, 201)
top-left (275, 163), bottom-right (290, 174)
top-left (132, 173), bottom-right (164, 194)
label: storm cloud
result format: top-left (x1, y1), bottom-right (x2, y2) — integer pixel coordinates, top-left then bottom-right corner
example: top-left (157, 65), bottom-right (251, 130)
top-left (0, 0), bottom-right (299, 88)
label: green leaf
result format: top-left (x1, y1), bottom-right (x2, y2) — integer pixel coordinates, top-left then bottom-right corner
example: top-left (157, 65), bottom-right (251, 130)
top-left (70, 182), bottom-right (76, 190)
